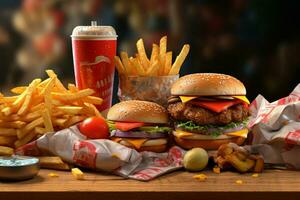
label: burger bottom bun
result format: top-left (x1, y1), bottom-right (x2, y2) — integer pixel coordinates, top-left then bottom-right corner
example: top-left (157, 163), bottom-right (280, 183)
top-left (174, 136), bottom-right (245, 150)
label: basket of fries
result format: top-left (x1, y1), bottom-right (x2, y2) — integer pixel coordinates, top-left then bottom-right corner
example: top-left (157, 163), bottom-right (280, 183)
top-left (115, 36), bottom-right (190, 106)
top-left (0, 70), bottom-right (103, 155)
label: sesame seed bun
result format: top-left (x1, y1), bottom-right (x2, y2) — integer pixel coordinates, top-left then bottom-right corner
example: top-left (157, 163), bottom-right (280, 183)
top-left (171, 73), bottom-right (246, 96)
top-left (107, 100), bottom-right (169, 124)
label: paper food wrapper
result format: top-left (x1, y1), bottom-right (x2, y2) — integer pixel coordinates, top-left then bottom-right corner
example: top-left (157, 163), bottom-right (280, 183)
top-left (15, 126), bottom-right (185, 181)
top-left (246, 84), bottom-right (300, 169)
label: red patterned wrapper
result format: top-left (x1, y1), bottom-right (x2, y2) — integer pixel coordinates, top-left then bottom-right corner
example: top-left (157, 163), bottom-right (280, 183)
top-left (246, 84), bottom-right (300, 169)
top-left (15, 126), bottom-right (185, 181)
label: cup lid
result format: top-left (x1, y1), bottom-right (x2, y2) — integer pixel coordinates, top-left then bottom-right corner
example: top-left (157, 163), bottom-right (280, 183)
top-left (71, 21), bottom-right (117, 39)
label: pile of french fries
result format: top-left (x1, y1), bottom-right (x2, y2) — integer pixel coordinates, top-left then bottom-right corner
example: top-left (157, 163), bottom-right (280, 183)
top-left (115, 36), bottom-right (190, 76)
top-left (0, 70), bottom-right (103, 155)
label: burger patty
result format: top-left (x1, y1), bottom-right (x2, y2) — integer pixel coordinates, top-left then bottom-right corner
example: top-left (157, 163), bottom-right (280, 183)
top-left (167, 102), bottom-right (249, 125)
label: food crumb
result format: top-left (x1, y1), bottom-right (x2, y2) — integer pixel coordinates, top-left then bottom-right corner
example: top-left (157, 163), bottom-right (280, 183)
top-left (213, 166), bottom-right (221, 174)
top-left (193, 174), bottom-right (207, 181)
top-left (252, 173), bottom-right (259, 178)
top-left (72, 168), bottom-right (84, 180)
top-left (48, 173), bottom-right (59, 177)
top-left (235, 180), bottom-right (243, 184)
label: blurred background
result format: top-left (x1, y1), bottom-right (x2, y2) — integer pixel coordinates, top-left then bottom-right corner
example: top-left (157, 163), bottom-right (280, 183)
top-left (0, 0), bottom-right (299, 102)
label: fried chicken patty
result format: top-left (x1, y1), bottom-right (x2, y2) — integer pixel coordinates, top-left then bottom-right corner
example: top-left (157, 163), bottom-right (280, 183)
top-left (167, 102), bottom-right (249, 125)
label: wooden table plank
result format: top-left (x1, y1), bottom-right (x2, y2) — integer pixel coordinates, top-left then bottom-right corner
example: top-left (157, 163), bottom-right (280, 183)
top-left (0, 169), bottom-right (300, 200)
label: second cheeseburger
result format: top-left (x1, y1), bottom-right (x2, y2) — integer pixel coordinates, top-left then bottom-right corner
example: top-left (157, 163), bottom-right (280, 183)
top-left (107, 100), bottom-right (171, 152)
top-left (168, 73), bottom-right (250, 150)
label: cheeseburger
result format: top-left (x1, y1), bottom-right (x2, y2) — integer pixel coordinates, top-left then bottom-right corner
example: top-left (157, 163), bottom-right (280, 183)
top-left (168, 73), bottom-right (250, 150)
top-left (107, 100), bottom-right (171, 153)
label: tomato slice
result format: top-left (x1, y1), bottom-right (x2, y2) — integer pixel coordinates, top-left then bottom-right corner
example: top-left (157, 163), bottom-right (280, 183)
top-left (115, 122), bottom-right (145, 131)
top-left (190, 99), bottom-right (241, 113)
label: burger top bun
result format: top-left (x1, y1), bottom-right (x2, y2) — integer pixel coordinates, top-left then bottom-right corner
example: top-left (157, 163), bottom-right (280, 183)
top-left (171, 73), bottom-right (246, 96)
top-left (107, 100), bottom-right (169, 124)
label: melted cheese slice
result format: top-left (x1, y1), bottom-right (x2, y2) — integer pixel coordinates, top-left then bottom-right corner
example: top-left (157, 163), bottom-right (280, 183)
top-left (180, 95), bottom-right (250, 105)
top-left (233, 96), bottom-right (250, 104)
top-left (111, 137), bottom-right (148, 149)
top-left (225, 129), bottom-right (248, 138)
top-left (123, 138), bottom-right (148, 149)
top-left (179, 96), bottom-right (197, 103)
top-left (173, 130), bottom-right (194, 138)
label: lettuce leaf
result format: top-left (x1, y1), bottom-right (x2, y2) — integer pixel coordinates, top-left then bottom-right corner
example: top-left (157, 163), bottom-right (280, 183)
top-left (138, 126), bottom-right (172, 133)
top-left (176, 119), bottom-right (248, 137)
top-left (106, 121), bottom-right (116, 132)
top-left (106, 121), bottom-right (171, 133)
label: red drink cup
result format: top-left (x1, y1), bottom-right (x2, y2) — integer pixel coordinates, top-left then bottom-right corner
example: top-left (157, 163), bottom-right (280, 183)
top-left (71, 21), bottom-right (117, 114)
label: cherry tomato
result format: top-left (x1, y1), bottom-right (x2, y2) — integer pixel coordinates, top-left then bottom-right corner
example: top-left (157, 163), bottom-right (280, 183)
top-left (79, 117), bottom-right (109, 139)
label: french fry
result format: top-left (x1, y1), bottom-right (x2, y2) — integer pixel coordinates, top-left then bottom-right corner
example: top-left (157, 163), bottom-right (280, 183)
top-left (18, 79), bottom-right (41, 115)
top-left (51, 99), bottom-right (64, 106)
top-left (1, 92), bottom-right (26, 116)
top-left (41, 77), bottom-right (56, 115)
top-left (38, 78), bottom-right (51, 87)
top-left (83, 103), bottom-right (102, 118)
top-left (0, 136), bottom-right (16, 147)
top-left (38, 156), bottom-right (70, 170)
top-left (11, 86), bottom-right (27, 94)
top-left (0, 121), bottom-right (25, 129)
top-left (150, 44), bottom-right (159, 66)
top-left (1, 114), bottom-right (21, 122)
top-left (120, 52), bottom-right (130, 70)
top-left (0, 146), bottom-right (14, 156)
top-left (15, 131), bottom-right (38, 148)
top-left (164, 51), bottom-right (173, 75)
top-left (52, 118), bottom-right (68, 127)
top-left (146, 60), bottom-right (160, 76)
top-left (169, 44), bottom-right (190, 75)
top-left (42, 109), bottom-right (54, 132)
top-left (0, 128), bottom-right (17, 136)
top-left (34, 127), bottom-right (47, 135)
top-left (120, 52), bottom-right (135, 75)
top-left (56, 106), bottom-right (83, 115)
top-left (0, 96), bottom-right (19, 104)
top-left (114, 56), bottom-right (126, 75)
top-left (52, 89), bottom-right (94, 101)
top-left (17, 117), bottom-right (44, 139)
top-left (21, 110), bottom-right (42, 122)
top-left (130, 57), bottom-right (145, 76)
top-left (30, 102), bottom-right (45, 112)
top-left (159, 36), bottom-right (167, 68)
top-left (45, 70), bottom-right (68, 93)
top-left (11, 86), bottom-right (44, 95)
top-left (136, 38), bottom-right (150, 69)
top-left (64, 115), bottom-right (84, 128)
top-left (68, 83), bottom-right (78, 92)
top-left (83, 96), bottom-right (103, 105)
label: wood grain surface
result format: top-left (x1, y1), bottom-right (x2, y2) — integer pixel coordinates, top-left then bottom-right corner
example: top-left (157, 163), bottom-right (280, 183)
top-left (0, 169), bottom-right (300, 200)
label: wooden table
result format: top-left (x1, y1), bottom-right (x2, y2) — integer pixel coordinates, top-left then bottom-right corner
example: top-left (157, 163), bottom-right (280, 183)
top-left (1, 169), bottom-right (300, 200)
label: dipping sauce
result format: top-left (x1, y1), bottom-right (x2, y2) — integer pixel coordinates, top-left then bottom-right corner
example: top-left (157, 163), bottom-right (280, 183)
top-left (0, 156), bottom-right (38, 167)
top-left (0, 156), bottom-right (39, 181)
